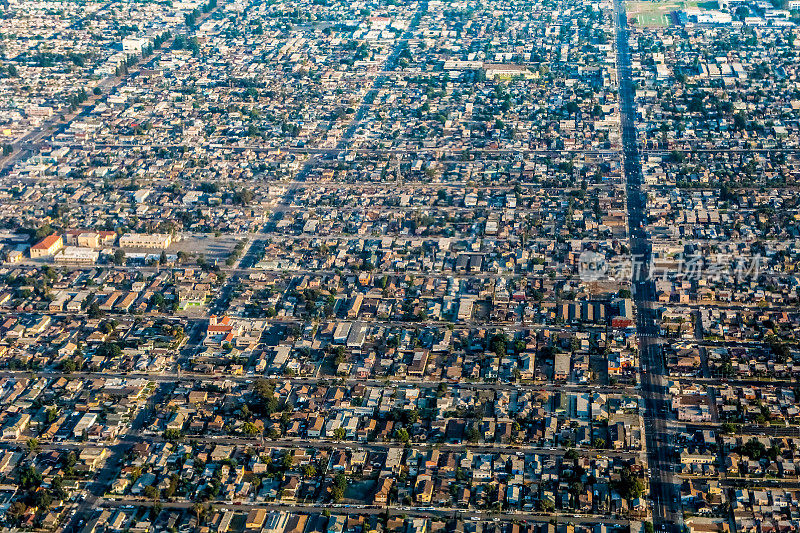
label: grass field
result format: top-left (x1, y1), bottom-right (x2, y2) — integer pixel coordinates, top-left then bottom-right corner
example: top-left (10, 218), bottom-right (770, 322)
top-left (686, 0), bottom-right (720, 8)
top-left (637, 11), bottom-right (672, 26)
top-left (628, 1), bottom-right (679, 27)
top-left (627, 0), bottom-right (719, 27)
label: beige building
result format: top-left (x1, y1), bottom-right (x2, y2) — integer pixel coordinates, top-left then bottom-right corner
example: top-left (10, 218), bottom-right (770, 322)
top-left (119, 232), bottom-right (172, 249)
top-left (77, 232), bottom-right (100, 248)
top-left (484, 63), bottom-right (538, 80)
top-left (245, 509), bottom-right (267, 529)
top-left (29, 234), bottom-right (63, 258)
top-left (54, 246), bottom-right (99, 265)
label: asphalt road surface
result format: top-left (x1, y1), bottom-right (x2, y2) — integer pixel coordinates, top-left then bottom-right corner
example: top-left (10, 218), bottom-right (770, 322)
top-left (613, 0), bottom-right (684, 531)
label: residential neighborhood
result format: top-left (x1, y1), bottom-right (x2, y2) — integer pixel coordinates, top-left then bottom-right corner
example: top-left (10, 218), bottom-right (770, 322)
top-left (0, 0), bottom-right (799, 531)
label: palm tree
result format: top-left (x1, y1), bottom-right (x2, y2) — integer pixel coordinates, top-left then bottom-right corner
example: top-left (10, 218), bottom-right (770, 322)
top-left (192, 502), bottom-right (205, 529)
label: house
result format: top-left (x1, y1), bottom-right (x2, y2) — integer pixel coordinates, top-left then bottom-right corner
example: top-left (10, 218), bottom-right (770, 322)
top-left (415, 475), bottom-right (434, 503)
top-left (245, 509), bottom-right (267, 530)
top-left (78, 447), bottom-right (107, 470)
top-left (373, 477), bottom-right (393, 505)
top-left (554, 352), bottom-right (571, 381)
top-left (263, 512), bottom-right (289, 533)
top-left (2, 413), bottom-right (30, 440)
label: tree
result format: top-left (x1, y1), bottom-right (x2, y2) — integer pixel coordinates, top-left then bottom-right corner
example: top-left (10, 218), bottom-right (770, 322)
top-left (733, 111), bottom-right (747, 131)
top-left (333, 345), bottom-right (346, 365)
top-left (61, 452), bottom-right (77, 475)
top-left (113, 249), bottom-right (126, 265)
top-left (331, 472), bottom-right (347, 501)
top-left (281, 452), bottom-right (294, 470)
top-left (251, 379), bottom-right (280, 417)
top-left (164, 429), bottom-right (183, 441)
top-left (333, 427), bottom-right (346, 440)
top-left (722, 423), bottom-right (740, 435)
top-left (61, 359), bottom-right (77, 373)
top-left (88, 301), bottom-right (102, 318)
top-left (34, 490), bottom-right (52, 510)
top-left (234, 189), bottom-right (254, 205)
top-left (152, 292), bottom-right (166, 309)
top-left (18, 465), bottom-right (42, 490)
top-left (489, 334), bottom-right (508, 357)
top-left (742, 438), bottom-right (766, 459)
top-left (570, 337), bottom-right (581, 352)
top-left (394, 427), bottom-right (410, 444)
top-left (144, 485), bottom-right (159, 500)
top-left (538, 497), bottom-right (555, 512)
top-left (34, 224), bottom-right (54, 241)
top-left (7, 501), bottom-right (27, 523)
top-left (192, 502), bottom-right (206, 525)
top-left (614, 466), bottom-right (645, 499)
top-left (565, 101), bottom-right (580, 116)
top-left (670, 150), bottom-right (686, 163)
top-left (164, 474), bottom-right (179, 499)
top-left (51, 476), bottom-right (68, 501)
top-left (96, 342), bottom-right (122, 359)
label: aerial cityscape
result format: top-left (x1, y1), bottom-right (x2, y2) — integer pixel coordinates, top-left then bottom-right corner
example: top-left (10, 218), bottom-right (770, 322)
top-left (0, 0), bottom-right (799, 532)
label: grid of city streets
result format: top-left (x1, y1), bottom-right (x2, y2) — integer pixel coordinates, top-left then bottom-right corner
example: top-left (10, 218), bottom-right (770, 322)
top-left (1, 0), bottom-right (799, 533)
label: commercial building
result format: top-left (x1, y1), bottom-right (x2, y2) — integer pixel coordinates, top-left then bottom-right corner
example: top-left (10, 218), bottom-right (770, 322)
top-left (30, 234), bottom-right (64, 258)
top-left (54, 246), bottom-right (100, 265)
top-left (119, 233), bottom-right (172, 249)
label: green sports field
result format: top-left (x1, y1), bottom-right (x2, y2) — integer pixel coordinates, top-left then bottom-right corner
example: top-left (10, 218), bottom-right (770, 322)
top-left (628, 0), bottom-right (718, 27)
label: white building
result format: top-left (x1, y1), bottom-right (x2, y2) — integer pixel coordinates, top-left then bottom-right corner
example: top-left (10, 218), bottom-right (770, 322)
top-left (119, 233), bottom-right (172, 249)
top-left (54, 246), bottom-right (99, 265)
top-left (122, 37), bottom-right (150, 55)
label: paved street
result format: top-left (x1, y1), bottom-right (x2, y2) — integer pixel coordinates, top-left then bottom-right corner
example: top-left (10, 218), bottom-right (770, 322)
top-left (97, 498), bottom-right (631, 527)
top-left (614, 0), bottom-right (683, 530)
